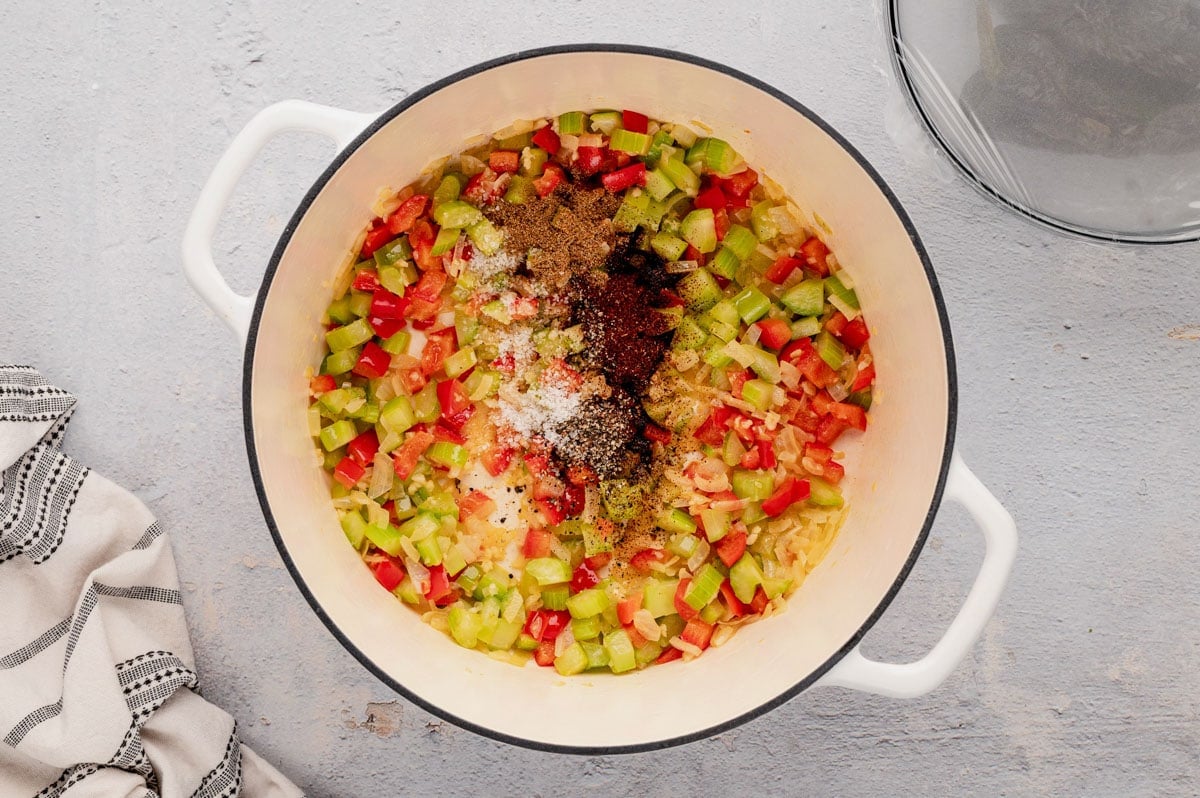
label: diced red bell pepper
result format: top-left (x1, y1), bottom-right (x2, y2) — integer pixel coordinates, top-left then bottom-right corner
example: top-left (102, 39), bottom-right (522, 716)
top-left (346, 430), bottom-right (380, 466)
top-left (659, 288), bottom-right (686, 308)
top-left (739, 447), bottom-right (761, 469)
top-left (431, 424), bottom-right (466, 445)
top-left (463, 168), bottom-right (507, 204)
top-left (410, 218), bottom-right (436, 248)
top-left (353, 341), bottom-right (392, 379)
top-left (718, 167), bottom-right (758, 200)
top-left (749, 587), bottom-right (770, 614)
top-left (436, 378), bottom-right (474, 430)
top-left (332, 456), bottom-right (365, 489)
top-left (411, 269), bottom-right (447, 303)
top-left (787, 345), bottom-right (839, 388)
top-left (825, 311), bottom-right (848, 337)
top-left (360, 223), bottom-right (394, 258)
top-left (523, 526), bottom-right (552, 560)
top-left (728, 368), bottom-right (750, 399)
top-left (715, 529), bottom-right (747, 568)
top-left (616, 592), bottom-right (643, 626)
top-left (694, 184), bottom-right (726, 211)
top-left (575, 146), bottom-right (611, 175)
top-left (394, 369), bottom-right (424, 397)
top-left (391, 431), bottom-right (435, 479)
top-left (481, 444), bottom-right (514, 477)
top-left (630, 548), bottom-right (667, 575)
top-left (488, 150), bottom-right (520, 174)
top-left (764, 255), bottom-right (803, 284)
top-left (681, 618), bottom-right (714, 651)
top-left (655, 646), bottom-right (683, 665)
top-left (852, 360), bottom-right (875, 392)
top-left (713, 208), bottom-right (729, 241)
top-left (761, 476), bottom-right (810, 517)
top-left (531, 126), bottom-right (561, 155)
top-left (561, 484), bottom-right (586, 518)
top-left (509, 295), bottom-right (539, 320)
top-left (456, 489), bottom-right (493, 521)
top-left (370, 288), bottom-right (408, 320)
top-left (371, 557), bottom-right (406, 591)
top-left (535, 498), bottom-right (565, 527)
top-left (755, 318), bottom-right (792, 350)
top-left (621, 109), bottom-right (649, 134)
top-left (570, 563), bottom-right (600, 594)
top-left (840, 318), bottom-right (870, 349)
top-left (827, 401), bottom-right (868, 431)
top-left (693, 409), bottom-right (730, 447)
top-left (624, 623), bottom-right (648, 649)
top-left (309, 374), bottom-right (336, 395)
top-left (533, 163), bottom-right (565, 197)
top-left (353, 269), bottom-right (381, 292)
top-left (419, 329), bottom-right (455, 378)
top-left (816, 415), bottom-right (850, 446)
top-left (674, 578), bottom-right (700, 622)
top-left (367, 315), bottom-right (405, 339)
top-left (523, 453), bottom-right (551, 479)
top-left (386, 194), bottom-right (430, 235)
top-left (719, 580), bottom-right (749, 618)
top-left (584, 551), bottom-right (612, 570)
top-left (424, 564), bottom-right (455, 606)
top-left (525, 609), bottom-right (570, 642)
top-left (600, 162), bottom-right (646, 192)
top-left (643, 424), bottom-right (672, 445)
top-left (534, 640), bottom-right (556, 667)
top-left (684, 244), bottom-right (704, 266)
top-left (405, 296), bottom-right (443, 322)
top-left (757, 438), bottom-right (776, 469)
top-left (824, 460), bottom-right (845, 484)
top-left (799, 236), bottom-right (830, 276)
top-left (803, 442), bottom-right (834, 467)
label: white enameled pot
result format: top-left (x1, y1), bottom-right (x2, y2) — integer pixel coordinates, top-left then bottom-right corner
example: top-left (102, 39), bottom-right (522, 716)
top-left (182, 46), bottom-right (1016, 753)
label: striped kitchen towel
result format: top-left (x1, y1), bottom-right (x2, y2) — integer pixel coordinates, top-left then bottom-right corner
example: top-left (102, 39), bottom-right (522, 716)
top-left (0, 366), bottom-right (301, 798)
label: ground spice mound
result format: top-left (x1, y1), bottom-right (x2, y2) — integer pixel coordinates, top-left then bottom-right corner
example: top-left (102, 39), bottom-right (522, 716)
top-left (552, 389), bottom-right (650, 480)
top-left (485, 185), bottom-right (620, 291)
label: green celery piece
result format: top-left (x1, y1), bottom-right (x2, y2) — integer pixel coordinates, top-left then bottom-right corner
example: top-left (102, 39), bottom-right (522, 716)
top-left (347, 400), bottom-right (379, 424)
top-left (466, 218), bottom-right (502, 255)
top-left (741, 378), bottom-right (774, 411)
top-left (455, 564), bottom-right (482, 596)
top-left (604, 629), bottom-right (637, 674)
top-left (668, 532), bottom-right (700, 558)
top-left (731, 469), bottom-right (775, 501)
top-left (377, 265), bottom-right (410, 295)
top-left (675, 269), bottom-right (723, 313)
top-left (729, 553), bottom-right (765, 603)
top-left (397, 512), bottom-right (439, 540)
top-left (363, 523), bottom-right (404, 557)
top-left (610, 128), bottom-right (651, 155)
top-left (657, 508), bottom-right (697, 536)
top-left (317, 387), bottom-right (354, 415)
top-left (581, 640), bottom-right (610, 668)
top-left (655, 306), bottom-right (683, 331)
top-left (700, 601), bottom-right (724, 624)
top-left (419, 490), bottom-right (457, 517)
top-left (414, 536), bottom-right (443, 566)
top-left (708, 247), bottom-right (740, 280)
top-left (642, 578), bottom-right (679, 618)
top-left (503, 175), bottom-right (533, 205)
top-left (751, 200), bottom-right (780, 242)
top-left (426, 441), bottom-right (468, 470)
top-left (516, 633), bottom-right (540, 651)
top-left (645, 129), bottom-right (674, 163)
top-left (685, 564), bottom-right (724, 611)
top-left (572, 616), bottom-right (602, 641)
top-left (380, 396), bottom-right (416, 434)
top-left (541, 584), bottom-right (570, 611)
top-left (723, 225), bottom-right (757, 260)
top-left (582, 522), bottom-right (614, 557)
top-left (476, 566), bottom-right (515, 598)
top-left (567, 588), bottom-right (611, 619)
top-left (704, 342), bottom-right (734, 369)
top-left (463, 369), bottom-right (498, 401)
top-left (791, 316), bottom-right (822, 339)
top-left (347, 292), bottom-right (372, 319)
top-left (687, 137), bottom-right (741, 174)
top-left (394, 576), bottom-right (421, 605)
top-left (680, 208), bottom-right (717, 253)
top-left (671, 314), bottom-right (708, 351)
top-left (708, 299), bottom-right (739, 327)
top-left (808, 476), bottom-right (844, 508)
top-left (762, 576), bottom-right (792, 601)
top-left (325, 318), bottom-right (373, 353)
top-left (589, 110), bottom-right (622, 135)
top-left (699, 508), bottom-right (731, 543)
top-left (325, 451), bottom-right (346, 472)
top-left (554, 642), bottom-right (590, 676)
top-left (847, 388), bottom-right (873, 410)
top-left (443, 346), bottom-right (477, 379)
top-left (455, 311), bottom-right (480, 345)
top-left (813, 331), bottom-right (847, 369)
top-left (825, 273), bottom-right (861, 310)
top-left (525, 557), bottom-right (573, 586)
top-left (319, 419), bottom-right (357, 452)
top-left (478, 617), bottom-right (522, 650)
top-left (733, 286), bottom-right (771, 323)
top-left (644, 168), bottom-right (677, 201)
top-left (433, 200), bottom-right (482, 229)
top-left (326, 296), bottom-right (355, 325)
top-left (557, 111), bottom-right (586, 135)
top-left (381, 329), bottom-right (411, 355)
top-left (373, 238), bottom-right (412, 266)
top-left (636, 641), bottom-right (664, 667)
top-left (780, 279), bottom-right (826, 317)
top-left (411, 382), bottom-right (440, 423)
top-left (448, 605), bottom-right (482, 648)
top-left (741, 501), bottom-right (766, 525)
top-left (749, 347), bottom-right (781, 383)
top-left (659, 155), bottom-right (700, 196)
top-left (600, 479), bottom-right (645, 523)
top-left (520, 147), bottom-right (549, 178)
top-left (433, 174), bottom-right (464, 207)
top-left (708, 320), bottom-right (737, 342)
top-left (495, 130), bottom-right (532, 150)
top-left (430, 226), bottom-right (460, 257)
top-left (651, 231), bottom-right (688, 261)
top-left (340, 510), bottom-right (368, 548)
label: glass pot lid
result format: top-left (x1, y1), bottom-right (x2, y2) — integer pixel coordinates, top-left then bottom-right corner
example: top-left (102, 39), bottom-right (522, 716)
top-left (889, 0), bottom-right (1200, 244)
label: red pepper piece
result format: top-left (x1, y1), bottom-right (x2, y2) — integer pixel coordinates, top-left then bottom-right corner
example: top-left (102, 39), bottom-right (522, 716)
top-left (456, 489), bottom-right (492, 521)
top-left (534, 640), bottom-right (556, 666)
top-left (436, 378), bottom-right (474, 430)
top-left (643, 424), bottom-right (672, 445)
top-left (531, 126), bottom-right (561, 155)
top-left (424, 565), bottom-right (454, 605)
top-left (367, 315), bottom-right (405, 339)
top-left (481, 444), bottom-right (514, 477)
top-left (332, 457), bottom-right (365, 489)
top-left (352, 342), bottom-right (391, 379)
top-left (309, 374), bottom-right (336, 395)
top-left (371, 557), bottom-right (406, 592)
top-left (825, 311), bottom-right (848, 337)
top-left (570, 563), bottom-right (600, 594)
top-left (386, 194), bottom-right (429, 235)
top-left (584, 552), bottom-right (612, 570)
top-left (852, 362), bottom-right (875, 392)
top-left (714, 207), bottom-right (730, 241)
top-left (755, 318), bottom-right (792, 350)
top-left (360, 223), bottom-right (393, 258)
top-left (561, 484), bottom-right (586, 518)
top-left (370, 288), bottom-right (408, 320)
top-left (799, 236), bottom-right (831, 276)
top-left (674, 578), bottom-right (700, 621)
top-left (761, 477), bottom-right (801, 517)
top-left (681, 618), bottom-right (714, 651)
top-left (694, 184), bottom-right (726, 211)
top-left (715, 529), bottom-right (748, 568)
top-left (346, 429), bottom-right (380, 466)
top-left (391, 431), bottom-right (435, 479)
top-left (840, 318), bottom-right (870, 349)
top-left (764, 255), bottom-right (803, 284)
top-left (719, 167), bottom-right (758, 200)
top-left (630, 548), bottom-right (667, 575)
top-left (655, 646), bottom-right (684, 665)
top-left (575, 146), bottom-right (611, 175)
top-left (410, 269), bottom-right (447, 303)
top-left (621, 109), bottom-right (649, 134)
top-left (523, 526), bottom-right (552, 560)
top-left (353, 269), bottom-right (381, 292)
top-left (431, 424), bottom-right (466, 445)
top-left (599, 162), bottom-right (647, 192)
top-left (488, 150), bottom-right (520, 174)
top-left (719, 580), bottom-right (748, 617)
top-left (816, 416), bottom-right (850, 446)
top-left (532, 163), bottom-right (565, 197)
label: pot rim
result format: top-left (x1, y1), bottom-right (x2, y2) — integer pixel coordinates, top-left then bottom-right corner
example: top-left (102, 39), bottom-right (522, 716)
top-left (240, 43), bottom-right (958, 755)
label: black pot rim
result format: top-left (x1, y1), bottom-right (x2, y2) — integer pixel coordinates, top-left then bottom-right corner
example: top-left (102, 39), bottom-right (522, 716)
top-left (240, 42), bottom-right (958, 756)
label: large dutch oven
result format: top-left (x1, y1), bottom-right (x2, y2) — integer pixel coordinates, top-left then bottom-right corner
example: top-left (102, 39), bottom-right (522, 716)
top-left (182, 45), bottom-right (1017, 754)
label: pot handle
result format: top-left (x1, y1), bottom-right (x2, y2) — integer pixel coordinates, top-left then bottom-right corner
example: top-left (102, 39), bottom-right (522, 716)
top-left (818, 452), bottom-right (1017, 698)
top-left (182, 100), bottom-right (375, 342)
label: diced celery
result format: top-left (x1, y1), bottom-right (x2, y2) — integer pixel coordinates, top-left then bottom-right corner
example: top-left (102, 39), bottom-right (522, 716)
top-left (675, 269), bottom-right (723, 312)
top-left (541, 584), bottom-right (570, 611)
top-left (433, 200), bottom-right (482, 229)
top-left (589, 110), bottom-right (622, 135)
top-left (646, 129), bottom-right (674, 163)
top-left (433, 173), bottom-right (464, 207)
top-left (348, 292), bottom-right (372, 318)
top-left (748, 348), bottom-right (781, 383)
top-left (463, 368), bottom-right (497, 401)
top-left (699, 508), bottom-right (731, 543)
top-left (781, 279), bottom-right (826, 317)
top-left (700, 601), bottom-right (724, 624)
top-left (347, 400), bottom-right (379, 424)
top-left (741, 378), bottom-right (774, 411)
top-left (813, 331), bottom-right (847, 370)
top-left (763, 576), bottom-right (792, 601)
top-left (733, 286), bottom-right (771, 323)
top-left (467, 218), bottom-right (503, 255)
top-left (413, 534), bottom-right (443, 567)
top-left (394, 576), bottom-right (421, 605)
top-left (479, 617), bottom-right (522, 650)
top-left (847, 388), bottom-right (873, 410)
top-left (680, 208), bottom-right (717, 253)
top-left (657, 508), bottom-right (697, 536)
top-left (443, 346), bottom-right (477, 379)
top-left (363, 523), bottom-right (404, 556)
top-left (456, 564), bottom-right (482, 595)
top-left (825, 273), bottom-right (861, 310)
top-left (731, 469), bottom-right (775, 501)
top-left (555, 642), bottom-right (589, 676)
top-left (380, 330), bottom-right (411, 356)
top-left (604, 629), bottom-right (637, 674)
top-left (685, 563), bottom-right (724, 611)
top-left (655, 306), bottom-right (683, 331)
top-left (419, 490), bottom-right (457, 517)
top-left (582, 522), bottom-right (614, 557)
top-left (672, 314), bottom-right (708, 350)
top-left (526, 557), bottom-right (573, 586)
top-left (644, 168), bottom-right (677, 201)
top-left (600, 479), bottom-right (644, 523)
top-left (709, 299), bottom-right (739, 327)
top-left (708, 320), bottom-right (738, 343)
top-left (571, 615), bottom-right (602, 641)
top-left (430, 226), bottom-right (460, 257)
top-left (723, 225), bottom-right (757, 260)
top-left (378, 263), bottom-right (416, 295)
top-left (373, 238), bottom-right (411, 266)
top-left (411, 383), bottom-right (440, 423)
top-left (520, 147), bottom-right (549, 178)
top-left (325, 318), bottom-right (373, 353)
top-left (319, 419), bottom-right (357, 452)
top-left (455, 312), bottom-right (480, 346)
top-left (567, 588), bottom-right (611, 619)
top-left (557, 111), bottom-right (586, 135)
top-left (581, 640), bottom-right (610, 669)
top-left (317, 387), bottom-right (354, 415)
top-left (642, 578), bottom-right (679, 618)
top-left (704, 340), bottom-right (735, 368)
top-left (741, 501), bottom-right (766, 525)
top-left (751, 200), bottom-right (780, 242)
top-left (808, 476), bottom-right (844, 508)
top-left (398, 512), bottom-right (439, 540)
top-left (650, 231), bottom-right (688, 260)
top-left (610, 128), bottom-right (652, 155)
top-left (505, 174), bottom-right (534, 205)
top-left (791, 316), bottom-right (822, 339)
top-left (636, 642), bottom-right (664, 666)
top-left (340, 510), bottom-right (368, 548)
top-left (722, 430), bottom-right (746, 467)
top-left (708, 247), bottom-right (740, 280)
top-left (730, 553), bottom-right (765, 603)
top-left (380, 396), bottom-right (416, 434)
top-left (516, 632), bottom-right (540, 651)
top-left (686, 137), bottom-right (740, 174)
top-left (326, 296), bottom-right (355, 325)
top-left (476, 566), bottom-right (514, 598)
top-left (659, 155), bottom-right (700, 196)
top-left (426, 441), bottom-right (468, 471)
top-left (448, 605), bottom-right (481, 648)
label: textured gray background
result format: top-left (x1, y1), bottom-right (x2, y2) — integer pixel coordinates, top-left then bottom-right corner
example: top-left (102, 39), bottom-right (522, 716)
top-left (2, 2), bottom-right (1198, 796)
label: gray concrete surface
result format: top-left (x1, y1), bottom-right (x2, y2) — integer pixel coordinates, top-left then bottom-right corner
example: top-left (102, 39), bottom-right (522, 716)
top-left (3, 2), bottom-right (1198, 795)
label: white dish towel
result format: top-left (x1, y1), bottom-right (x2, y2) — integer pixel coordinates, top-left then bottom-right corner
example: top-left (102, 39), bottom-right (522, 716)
top-left (0, 366), bottom-right (301, 798)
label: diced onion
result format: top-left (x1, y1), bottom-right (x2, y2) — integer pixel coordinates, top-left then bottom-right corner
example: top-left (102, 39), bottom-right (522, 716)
top-left (827, 293), bottom-right (860, 321)
top-left (633, 610), bottom-right (662, 642)
top-left (405, 557), bottom-right (430, 593)
top-left (665, 260), bottom-right (700, 273)
top-left (554, 624), bottom-right (576, 658)
top-left (459, 153), bottom-right (486, 176)
top-left (367, 453), bottom-right (394, 498)
top-left (768, 206), bottom-right (801, 236)
top-left (577, 133), bottom-right (604, 148)
top-left (833, 266), bottom-right (854, 289)
top-left (686, 539), bottom-right (711, 573)
top-left (828, 382), bottom-right (850, 402)
top-left (744, 324), bottom-right (761, 345)
top-left (669, 636), bottom-right (703, 657)
top-left (366, 500), bottom-right (388, 529)
top-left (779, 360), bottom-right (801, 390)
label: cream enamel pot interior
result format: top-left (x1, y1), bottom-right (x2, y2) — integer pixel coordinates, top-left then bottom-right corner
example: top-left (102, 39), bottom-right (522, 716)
top-left (182, 46), bottom-right (1016, 753)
